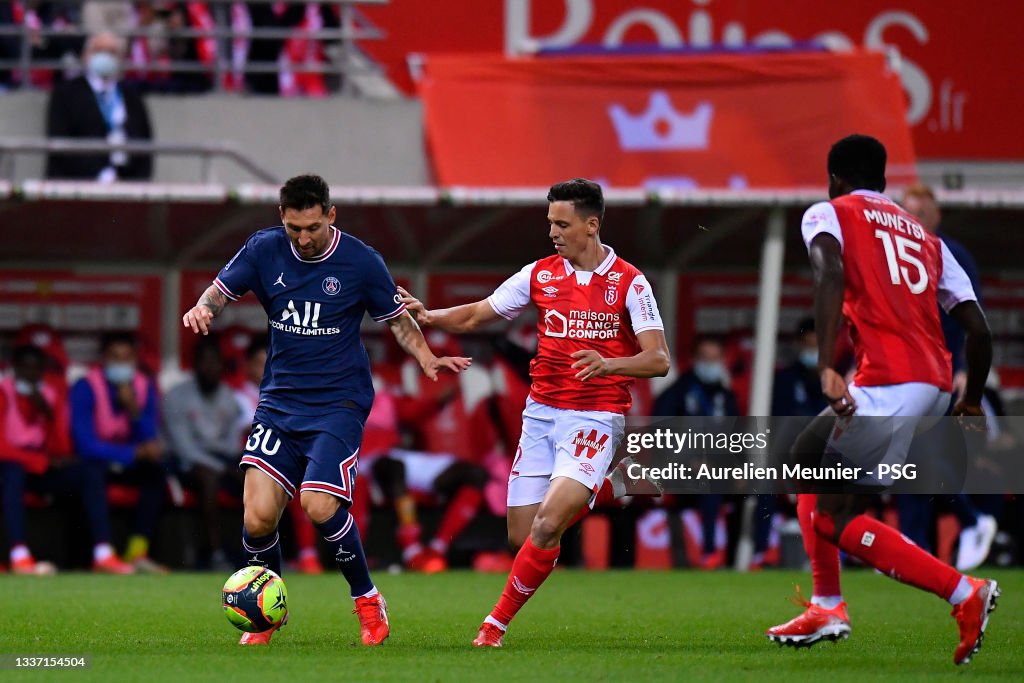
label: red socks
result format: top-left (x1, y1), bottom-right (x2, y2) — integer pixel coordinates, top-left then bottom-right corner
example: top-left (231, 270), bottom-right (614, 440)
top-left (797, 494), bottom-right (842, 597)
top-left (432, 486), bottom-right (484, 551)
top-left (566, 478), bottom-right (615, 529)
top-left (834, 514), bottom-right (962, 601)
top-left (490, 537), bottom-right (560, 626)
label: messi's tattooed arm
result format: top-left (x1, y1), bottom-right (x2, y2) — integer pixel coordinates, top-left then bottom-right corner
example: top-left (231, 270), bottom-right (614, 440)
top-left (386, 311), bottom-right (472, 381)
top-left (183, 285), bottom-right (230, 335)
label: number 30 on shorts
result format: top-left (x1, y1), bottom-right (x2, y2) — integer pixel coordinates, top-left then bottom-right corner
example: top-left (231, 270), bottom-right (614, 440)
top-left (245, 423), bottom-right (282, 456)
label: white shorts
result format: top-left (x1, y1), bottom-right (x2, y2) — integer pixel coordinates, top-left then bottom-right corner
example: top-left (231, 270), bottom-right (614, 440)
top-left (506, 397), bottom-right (625, 508)
top-left (377, 449), bottom-right (457, 493)
top-left (825, 382), bottom-right (950, 485)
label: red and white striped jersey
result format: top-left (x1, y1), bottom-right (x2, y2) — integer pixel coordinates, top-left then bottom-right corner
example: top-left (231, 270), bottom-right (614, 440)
top-left (801, 190), bottom-right (977, 392)
top-left (487, 246), bottom-right (663, 414)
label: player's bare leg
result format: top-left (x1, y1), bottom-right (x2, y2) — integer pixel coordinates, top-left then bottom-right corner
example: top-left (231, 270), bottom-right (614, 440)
top-left (562, 455), bottom-right (648, 531)
top-left (813, 493), bottom-right (999, 665)
top-left (238, 468), bottom-right (288, 645)
top-left (506, 502), bottom-right (541, 549)
top-left (474, 477), bottom-right (590, 648)
top-left (302, 490), bottom-right (389, 646)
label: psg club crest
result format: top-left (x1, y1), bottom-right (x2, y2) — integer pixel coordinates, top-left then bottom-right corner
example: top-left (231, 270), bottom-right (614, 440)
top-left (604, 287), bottom-right (618, 306)
top-left (322, 276), bottom-right (341, 296)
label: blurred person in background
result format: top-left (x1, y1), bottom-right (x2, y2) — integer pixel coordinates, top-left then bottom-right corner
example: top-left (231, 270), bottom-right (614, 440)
top-left (1, 2), bottom-right (83, 89)
top-left (81, 1), bottom-right (134, 35)
top-left (45, 31), bottom-right (153, 181)
top-left (1, 344), bottom-right (134, 575)
top-left (370, 335), bottom-right (493, 573)
top-left (773, 317), bottom-right (828, 417)
top-left (70, 332), bottom-right (167, 572)
top-left (125, 2), bottom-right (215, 93)
top-left (163, 336), bottom-right (241, 571)
top-left (901, 183), bottom-right (997, 571)
top-left (653, 335), bottom-right (738, 569)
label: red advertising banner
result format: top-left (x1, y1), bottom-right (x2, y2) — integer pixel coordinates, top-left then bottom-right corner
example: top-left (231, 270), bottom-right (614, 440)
top-left (420, 51), bottom-right (914, 189)
top-left (363, 0), bottom-right (1022, 160)
top-left (0, 271), bottom-right (163, 366)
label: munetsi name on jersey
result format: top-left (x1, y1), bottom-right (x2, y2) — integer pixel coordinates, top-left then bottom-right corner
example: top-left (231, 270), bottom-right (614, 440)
top-left (862, 208), bottom-right (925, 240)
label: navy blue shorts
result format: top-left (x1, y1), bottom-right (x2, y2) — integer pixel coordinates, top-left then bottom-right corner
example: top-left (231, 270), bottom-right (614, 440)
top-left (239, 405), bottom-right (367, 503)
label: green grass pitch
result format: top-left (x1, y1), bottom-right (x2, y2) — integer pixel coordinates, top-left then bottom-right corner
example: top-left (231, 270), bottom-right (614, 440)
top-left (2, 569), bottom-right (1021, 682)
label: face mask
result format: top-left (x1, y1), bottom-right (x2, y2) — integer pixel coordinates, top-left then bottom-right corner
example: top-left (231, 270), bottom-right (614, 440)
top-left (87, 51), bottom-right (119, 80)
top-left (104, 362), bottom-right (135, 384)
top-left (14, 379), bottom-right (39, 396)
top-left (799, 349), bottom-right (819, 369)
top-left (693, 361), bottom-right (725, 385)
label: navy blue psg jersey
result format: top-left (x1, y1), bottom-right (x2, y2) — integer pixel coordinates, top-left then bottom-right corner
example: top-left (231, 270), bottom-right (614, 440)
top-left (213, 226), bottom-right (405, 416)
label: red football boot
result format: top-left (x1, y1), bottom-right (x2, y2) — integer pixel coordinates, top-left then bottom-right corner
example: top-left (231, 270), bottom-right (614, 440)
top-left (353, 593), bottom-right (390, 645)
top-left (767, 593), bottom-right (851, 647)
top-left (92, 555), bottom-right (136, 575)
top-left (239, 614), bottom-right (288, 646)
top-left (473, 621), bottom-right (505, 648)
top-left (952, 577), bottom-right (1000, 665)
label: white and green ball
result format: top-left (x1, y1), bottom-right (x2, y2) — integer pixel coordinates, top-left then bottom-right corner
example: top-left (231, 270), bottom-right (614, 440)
top-left (222, 566), bottom-right (289, 633)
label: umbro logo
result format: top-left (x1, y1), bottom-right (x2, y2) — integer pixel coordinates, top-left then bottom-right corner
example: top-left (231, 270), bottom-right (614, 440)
top-left (542, 285), bottom-right (558, 298)
top-left (511, 576), bottom-right (536, 595)
top-left (273, 273), bottom-right (286, 288)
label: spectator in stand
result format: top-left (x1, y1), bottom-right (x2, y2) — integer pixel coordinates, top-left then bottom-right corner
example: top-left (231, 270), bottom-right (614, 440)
top-left (14, 323), bottom-right (70, 390)
top-left (81, 1), bottom-right (134, 35)
top-left (70, 332), bottom-right (167, 572)
top-left (162, 336), bottom-right (242, 570)
top-left (245, 2), bottom-right (340, 96)
top-left (1, 2), bottom-right (83, 90)
top-left (900, 184), bottom-right (998, 571)
top-left (45, 31), bottom-right (153, 181)
top-left (773, 317), bottom-right (828, 417)
top-left (0, 344), bottom-right (135, 574)
top-left (245, 2), bottom-right (302, 94)
top-left (654, 335), bottom-right (738, 569)
top-left (161, 1), bottom-right (214, 92)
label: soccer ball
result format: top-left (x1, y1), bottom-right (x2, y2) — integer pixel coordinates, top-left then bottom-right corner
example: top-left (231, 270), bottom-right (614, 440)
top-left (222, 566), bottom-right (289, 633)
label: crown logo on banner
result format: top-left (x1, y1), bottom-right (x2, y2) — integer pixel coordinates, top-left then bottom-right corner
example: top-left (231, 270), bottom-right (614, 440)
top-left (608, 92), bottom-right (713, 151)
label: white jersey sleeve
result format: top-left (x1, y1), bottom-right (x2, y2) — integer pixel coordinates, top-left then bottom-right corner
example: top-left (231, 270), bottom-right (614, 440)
top-left (937, 240), bottom-right (978, 312)
top-left (801, 201), bottom-right (843, 253)
top-left (487, 262), bottom-right (534, 320)
top-left (625, 273), bottom-right (664, 334)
